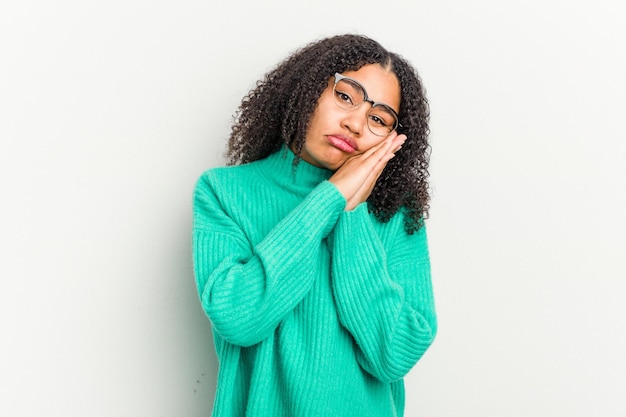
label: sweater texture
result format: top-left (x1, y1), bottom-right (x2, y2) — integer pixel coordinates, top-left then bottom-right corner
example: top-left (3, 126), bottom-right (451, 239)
top-left (192, 146), bottom-right (437, 417)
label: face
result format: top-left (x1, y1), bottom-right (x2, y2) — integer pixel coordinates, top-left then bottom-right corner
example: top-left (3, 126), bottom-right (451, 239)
top-left (299, 64), bottom-right (401, 171)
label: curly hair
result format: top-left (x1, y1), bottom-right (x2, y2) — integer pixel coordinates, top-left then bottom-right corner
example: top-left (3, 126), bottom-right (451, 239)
top-left (226, 34), bottom-right (431, 234)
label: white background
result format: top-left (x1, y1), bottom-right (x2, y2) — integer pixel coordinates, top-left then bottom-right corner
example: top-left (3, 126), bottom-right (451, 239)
top-left (1, 0), bottom-right (625, 416)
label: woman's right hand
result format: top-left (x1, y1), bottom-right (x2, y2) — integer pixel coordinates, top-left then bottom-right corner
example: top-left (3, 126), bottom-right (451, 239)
top-left (329, 132), bottom-right (406, 211)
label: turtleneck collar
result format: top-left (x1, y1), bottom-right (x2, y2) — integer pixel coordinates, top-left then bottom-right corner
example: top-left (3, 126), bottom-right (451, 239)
top-left (256, 145), bottom-right (333, 194)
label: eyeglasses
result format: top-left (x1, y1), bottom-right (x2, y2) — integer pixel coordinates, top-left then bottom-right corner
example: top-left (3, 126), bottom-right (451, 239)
top-left (332, 73), bottom-right (401, 137)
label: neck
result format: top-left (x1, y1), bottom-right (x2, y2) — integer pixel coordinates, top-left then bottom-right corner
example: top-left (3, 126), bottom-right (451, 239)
top-left (257, 145), bottom-right (333, 194)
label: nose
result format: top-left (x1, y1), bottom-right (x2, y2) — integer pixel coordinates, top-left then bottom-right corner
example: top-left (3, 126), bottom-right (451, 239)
top-left (341, 105), bottom-right (370, 136)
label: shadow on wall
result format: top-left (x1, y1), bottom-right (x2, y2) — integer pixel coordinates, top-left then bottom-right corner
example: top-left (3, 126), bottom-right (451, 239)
top-left (171, 219), bottom-right (219, 413)
top-left (189, 307), bottom-right (218, 409)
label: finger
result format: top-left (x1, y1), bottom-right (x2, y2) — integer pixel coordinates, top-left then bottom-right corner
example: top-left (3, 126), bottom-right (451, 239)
top-left (363, 138), bottom-right (395, 167)
top-left (359, 132), bottom-right (396, 159)
top-left (346, 152), bottom-right (396, 209)
top-left (391, 133), bottom-right (407, 153)
top-left (333, 133), bottom-right (399, 182)
top-left (340, 139), bottom-right (391, 174)
top-left (360, 149), bottom-right (396, 192)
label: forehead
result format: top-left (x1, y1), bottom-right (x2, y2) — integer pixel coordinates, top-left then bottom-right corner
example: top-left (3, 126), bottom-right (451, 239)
top-left (340, 64), bottom-right (401, 113)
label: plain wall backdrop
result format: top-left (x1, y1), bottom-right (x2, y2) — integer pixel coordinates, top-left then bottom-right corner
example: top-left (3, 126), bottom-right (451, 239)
top-left (1, 0), bottom-right (625, 416)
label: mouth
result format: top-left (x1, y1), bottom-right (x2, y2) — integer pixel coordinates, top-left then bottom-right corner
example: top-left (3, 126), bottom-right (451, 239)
top-left (327, 135), bottom-right (358, 153)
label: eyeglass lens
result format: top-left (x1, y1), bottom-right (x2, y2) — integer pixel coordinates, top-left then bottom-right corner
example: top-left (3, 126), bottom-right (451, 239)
top-left (333, 78), bottom-right (398, 136)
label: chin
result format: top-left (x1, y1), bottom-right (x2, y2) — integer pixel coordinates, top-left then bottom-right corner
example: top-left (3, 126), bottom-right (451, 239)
top-left (322, 148), bottom-right (352, 170)
top-left (318, 155), bottom-right (347, 171)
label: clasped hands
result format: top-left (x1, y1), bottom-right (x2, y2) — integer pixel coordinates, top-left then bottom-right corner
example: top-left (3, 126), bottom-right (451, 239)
top-left (329, 132), bottom-right (406, 211)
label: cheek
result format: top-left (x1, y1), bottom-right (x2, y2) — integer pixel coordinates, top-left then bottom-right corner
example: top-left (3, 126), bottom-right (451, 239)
top-left (360, 135), bottom-right (387, 153)
top-left (309, 93), bottom-right (338, 129)
top-left (306, 103), bottom-right (326, 135)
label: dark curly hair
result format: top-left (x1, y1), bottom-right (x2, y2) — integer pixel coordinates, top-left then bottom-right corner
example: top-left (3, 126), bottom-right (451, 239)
top-left (226, 34), bottom-right (431, 234)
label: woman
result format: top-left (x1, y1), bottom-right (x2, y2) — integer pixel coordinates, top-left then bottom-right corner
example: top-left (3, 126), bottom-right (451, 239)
top-left (193, 34), bottom-right (436, 416)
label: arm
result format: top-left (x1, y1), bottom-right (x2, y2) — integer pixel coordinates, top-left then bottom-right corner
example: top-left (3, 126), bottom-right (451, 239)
top-left (330, 204), bottom-right (437, 382)
top-left (193, 173), bottom-right (345, 347)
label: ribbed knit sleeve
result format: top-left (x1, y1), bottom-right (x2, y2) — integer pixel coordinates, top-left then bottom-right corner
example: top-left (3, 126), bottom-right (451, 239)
top-left (330, 203), bottom-right (437, 382)
top-left (193, 174), bottom-right (346, 348)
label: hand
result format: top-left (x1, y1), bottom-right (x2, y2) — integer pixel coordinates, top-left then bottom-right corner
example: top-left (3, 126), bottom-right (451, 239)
top-left (329, 132), bottom-right (406, 211)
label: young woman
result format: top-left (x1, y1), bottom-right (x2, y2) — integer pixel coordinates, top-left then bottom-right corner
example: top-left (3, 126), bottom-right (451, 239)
top-left (193, 34), bottom-right (436, 416)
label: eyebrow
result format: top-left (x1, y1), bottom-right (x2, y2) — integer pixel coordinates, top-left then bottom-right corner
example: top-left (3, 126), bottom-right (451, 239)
top-left (353, 77), bottom-right (399, 114)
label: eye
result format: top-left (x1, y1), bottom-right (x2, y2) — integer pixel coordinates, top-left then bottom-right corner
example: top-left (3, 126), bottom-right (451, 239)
top-left (335, 89), bottom-right (354, 106)
top-left (369, 114), bottom-right (390, 127)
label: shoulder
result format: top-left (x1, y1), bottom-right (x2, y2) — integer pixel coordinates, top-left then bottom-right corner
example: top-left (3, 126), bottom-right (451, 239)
top-left (193, 162), bottom-right (268, 231)
top-left (195, 161), bottom-right (262, 197)
top-left (196, 162), bottom-right (257, 184)
top-left (193, 163), bottom-right (256, 219)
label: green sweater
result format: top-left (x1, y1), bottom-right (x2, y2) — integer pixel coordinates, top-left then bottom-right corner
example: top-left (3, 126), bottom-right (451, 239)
top-left (192, 146), bottom-right (437, 417)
